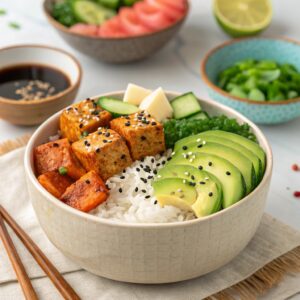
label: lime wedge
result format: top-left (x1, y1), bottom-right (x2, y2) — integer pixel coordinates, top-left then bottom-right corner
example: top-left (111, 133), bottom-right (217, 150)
top-left (214, 0), bottom-right (272, 37)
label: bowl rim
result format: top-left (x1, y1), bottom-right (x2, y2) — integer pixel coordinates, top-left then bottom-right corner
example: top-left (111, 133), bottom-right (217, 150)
top-left (200, 36), bottom-right (300, 106)
top-left (24, 90), bottom-right (273, 229)
top-left (43, 0), bottom-right (189, 41)
top-left (0, 44), bottom-right (82, 105)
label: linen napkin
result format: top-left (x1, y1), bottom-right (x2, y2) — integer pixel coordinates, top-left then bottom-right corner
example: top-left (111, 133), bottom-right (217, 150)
top-left (0, 147), bottom-right (300, 299)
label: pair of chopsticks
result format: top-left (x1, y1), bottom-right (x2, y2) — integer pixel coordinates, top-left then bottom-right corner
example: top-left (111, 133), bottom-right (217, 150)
top-left (0, 205), bottom-right (80, 300)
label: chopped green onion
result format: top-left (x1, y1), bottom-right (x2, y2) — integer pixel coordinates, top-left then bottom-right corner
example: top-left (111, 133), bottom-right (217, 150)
top-left (8, 22), bottom-right (21, 29)
top-left (58, 166), bottom-right (68, 176)
top-left (0, 9), bottom-right (6, 16)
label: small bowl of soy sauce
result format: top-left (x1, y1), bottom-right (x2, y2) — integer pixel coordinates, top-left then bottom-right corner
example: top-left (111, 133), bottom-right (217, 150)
top-left (0, 45), bottom-right (82, 125)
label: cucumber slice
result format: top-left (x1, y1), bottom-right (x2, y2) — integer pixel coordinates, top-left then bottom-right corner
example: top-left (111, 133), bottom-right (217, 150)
top-left (72, 0), bottom-right (116, 25)
top-left (171, 92), bottom-right (202, 119)
top-left (188, 112), bottom-right (209, 121)
top-left (97, 0), bottom-right (120, 9)
top-left (98, 97), bottom-right (139, 117)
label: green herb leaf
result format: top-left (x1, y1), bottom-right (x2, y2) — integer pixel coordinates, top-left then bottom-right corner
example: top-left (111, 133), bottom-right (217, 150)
top-left (8, 22), bottom-right (21, 29)
top-left (0, 9), bottom-right (6, 16)
top-left (58, 166), bottom-right (68, 176)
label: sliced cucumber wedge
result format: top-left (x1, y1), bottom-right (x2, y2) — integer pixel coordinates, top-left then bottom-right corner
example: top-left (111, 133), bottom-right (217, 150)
top-left (72, 0), bottom-right (116, 25)
top-left (188, 111), bottom-right (209, 121)
top-left (97, 0), bottom-right (120, 9)
top-left (171, 92), bottom-right (202, 119)
top-left (98, 97), bottom-right (139, 117)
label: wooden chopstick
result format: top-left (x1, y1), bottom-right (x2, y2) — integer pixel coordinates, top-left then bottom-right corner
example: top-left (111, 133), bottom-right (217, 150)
top-left (0, 205), bottom-right (81, 300)
top-left (0, 213), bottom-right (38, 300)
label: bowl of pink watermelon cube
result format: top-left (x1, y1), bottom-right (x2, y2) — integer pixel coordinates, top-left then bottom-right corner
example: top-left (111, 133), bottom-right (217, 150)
top-left (44, 0), bottom-right (189, 63)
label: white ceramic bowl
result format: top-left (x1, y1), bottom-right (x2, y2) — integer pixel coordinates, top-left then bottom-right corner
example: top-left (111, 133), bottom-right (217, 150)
top-left (24, 91), bottom-right (273, 284)
top-left (0, 45), bottom-right (82, 125)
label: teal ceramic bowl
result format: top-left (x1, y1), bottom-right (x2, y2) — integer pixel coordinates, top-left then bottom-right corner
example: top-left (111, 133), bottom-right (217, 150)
top-left (201, 37), bottom-right (300, 124)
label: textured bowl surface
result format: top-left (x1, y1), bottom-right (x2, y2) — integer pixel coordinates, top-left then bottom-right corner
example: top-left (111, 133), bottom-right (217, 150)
top-left (44, 0), bottom-right (188, 63)
top-left (0, 45), bottom-right (81, 125)
top-left (201, 38), bottom-right (300, 124)
top-left (24, 91), bottom-right (272, 284)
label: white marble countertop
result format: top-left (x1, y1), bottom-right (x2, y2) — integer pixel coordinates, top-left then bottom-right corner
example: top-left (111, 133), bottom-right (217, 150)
top-left (0, 0), bottom-right (300, 297)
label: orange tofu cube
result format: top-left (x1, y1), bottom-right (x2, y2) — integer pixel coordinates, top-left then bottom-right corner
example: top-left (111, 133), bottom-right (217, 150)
top-left (110, 112), bottom-right (165, 161)
top-left (34, 138), bottom-right (86, 180)
top-left (38, 171), bottom-right (73, 198)
top-left (61, 171), bottom-right (109, 212)
top-left (60, 98), bottom-right (112, 142)
top-left (72, 128), bottom-right (132, 181)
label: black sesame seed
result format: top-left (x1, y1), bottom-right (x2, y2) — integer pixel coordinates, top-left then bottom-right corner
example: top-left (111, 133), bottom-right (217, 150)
top-left (156, 163), bottom-right (161, 167)
top-left (148, 175), bottom-right (153, 179)
top-left (135, 187), bottom-right (138, 192)
top-left (119, 188), bottom-right (123, 193)
top-left (151, 122), bottom-right (157, 126)
top-left (167, 157), bottom-right (172, 161)
top-left (141, 136), bottom-right (146, 141)
top-left (209, 192), bottom-right (213, 197)
top-left (125, 122), bottom-right (130, 126)
top-left (153, 170), bottom-right (157, 175)
top-left (105, 184), bottom-right (110, 190)
top-left (198, 165), bottom-right (203, 170)
top-left (98, 131), bottom-right (102, 135)
top-left (103, 139), bottom-right (108, 143)
top-left (105, 132), bottom-right (110, 137)
top-left (208, 162), bottom-right (213, 166)
top-left (154, 200), bottom-right (158, 205)
top-left (182, 146), bottom-right (188, 150)
top-left (53, 143), bottom-right (59, 147)
top-left (79, 124), bottom-right (83, 128)
top-left (91, 110), bottom-right (99, 115)
top-left (120, 176), bottom-right (125, 179)
top-left (142, 189), bottom-right (147, 193)
top-left (136, 168), bottom-right (140, 172)
top-left (85, 180), bottom-right (90, 184)
top-left (84, 141), bottom-right (88, 145)
top-left (141, 158), bottom-right (145, 162)
top-left (200, 181), bottom-right (206, 185)
top-left (145, 195), bottom-right (151, 199)
top-left (191, 175), bottom-right (195, 180)
top-left (121, 154), bottom-right (126, 159)
top-left (226, 171), bottom-right (231, 176)
top-left (140, 164), bottom-right (144, 168)
top-left (151, 158), bottom-right (155, 163)
top-left (96, 148), bottom-right (100, 153)
top-left (124, 116), bottom-right (130, 120)
top-left (123, 169), bottom-right (126, 173)
top-left (162, 161), bottom-right (166, 165)
top-left (197, 144), bottom-right (203, 148)
top-left (189, 182), bottom-right (196, 187)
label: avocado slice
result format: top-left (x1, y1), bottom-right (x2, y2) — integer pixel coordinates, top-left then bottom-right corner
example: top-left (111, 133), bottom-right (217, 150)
top-left (152, 178), bottom-right (197, 212)
top-left (175, 135), bottom-right (262, 183)
top-left (156, 165), bottom-right (222, 217)
top-left (173, 142), bottom-right (255, 194)
top-left (175, 130), bottom-right (266, 174)
top-left (168, 152), bottom-right (246, 208)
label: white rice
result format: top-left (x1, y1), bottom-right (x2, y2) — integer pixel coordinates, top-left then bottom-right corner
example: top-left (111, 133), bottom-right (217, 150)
top-left (91, 150), bottom-right (196, 223)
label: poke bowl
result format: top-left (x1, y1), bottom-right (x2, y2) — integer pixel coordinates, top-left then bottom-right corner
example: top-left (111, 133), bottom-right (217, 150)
top-left (24, 84), bottom-right (272, 284)
top-left (201, 37), bottom-right (300, 124)
top-left (43, 0), bottom-right (189, 63)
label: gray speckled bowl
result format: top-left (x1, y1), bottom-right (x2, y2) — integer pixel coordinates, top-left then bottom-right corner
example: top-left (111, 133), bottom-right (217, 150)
top-left (43, 0), bottom-right (188, 63)
top-left (24, 91), bottom-right (272, 284)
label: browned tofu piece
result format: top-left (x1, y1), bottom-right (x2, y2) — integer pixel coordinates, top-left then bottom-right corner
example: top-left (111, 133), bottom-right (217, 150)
top-left (61, 171), bottom-right (108, 212)
top-left (34, 138), bottom-right (86, 180)
top-left (60, 98), bottom-right (112, 142)
top-left (72, 128), bottom-right (132, 181)
top-left (38, 171), bottom-right (73, 198)
top-left (110, 112), bottom-right (165, 161)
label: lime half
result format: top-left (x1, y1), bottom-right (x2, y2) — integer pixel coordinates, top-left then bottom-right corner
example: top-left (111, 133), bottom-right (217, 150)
top-left (214, 0), bottom-right (272, 37)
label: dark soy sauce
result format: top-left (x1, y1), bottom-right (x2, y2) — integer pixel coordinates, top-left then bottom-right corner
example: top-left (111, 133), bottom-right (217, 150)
top-left (0, 64), bottom-right (70, 101)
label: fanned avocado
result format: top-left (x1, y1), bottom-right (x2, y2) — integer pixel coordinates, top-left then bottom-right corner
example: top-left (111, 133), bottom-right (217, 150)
top-left (175, 130), bottom-right (266, 174)
top-left (167, 152), bottom-right (246, 208)
top-left (173, 141), bottom-right (255, 194)
top-left (174, 135), bottom-right (262, 183)
top-left (156, 165), bottom-right (222, 217)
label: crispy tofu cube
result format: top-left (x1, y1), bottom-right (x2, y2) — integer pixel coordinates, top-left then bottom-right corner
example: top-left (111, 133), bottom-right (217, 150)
top-left (60, 99), bottom-right (112, 142)
top-left (38, 171), bottom-right (73, 198)
top-left (61, 171), bottom-right (108, 212)
top-left (110, 112), bottom-right (165, 161)
top-left (72, 129), bottom-right (132, 181)
top-left (34, 138), bottom-right (86, 180)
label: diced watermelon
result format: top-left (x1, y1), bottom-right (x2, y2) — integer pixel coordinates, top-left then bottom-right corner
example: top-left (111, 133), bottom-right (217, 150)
top-left (134, 2), bottom-right (172, 30)
top-left (146, 0), bottom-right (185, 21)
top-left (98, 16), bottom-right (128, 38)
top-left (119, 7), bottom-right (151, 36)
top-left (158, 0), bottom-right (187, 12)
top-left (69, 24), bottom-right (98, 37)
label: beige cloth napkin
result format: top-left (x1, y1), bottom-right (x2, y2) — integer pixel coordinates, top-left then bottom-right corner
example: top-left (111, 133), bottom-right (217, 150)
top-left (0, 147), bottom-right (300, 299)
